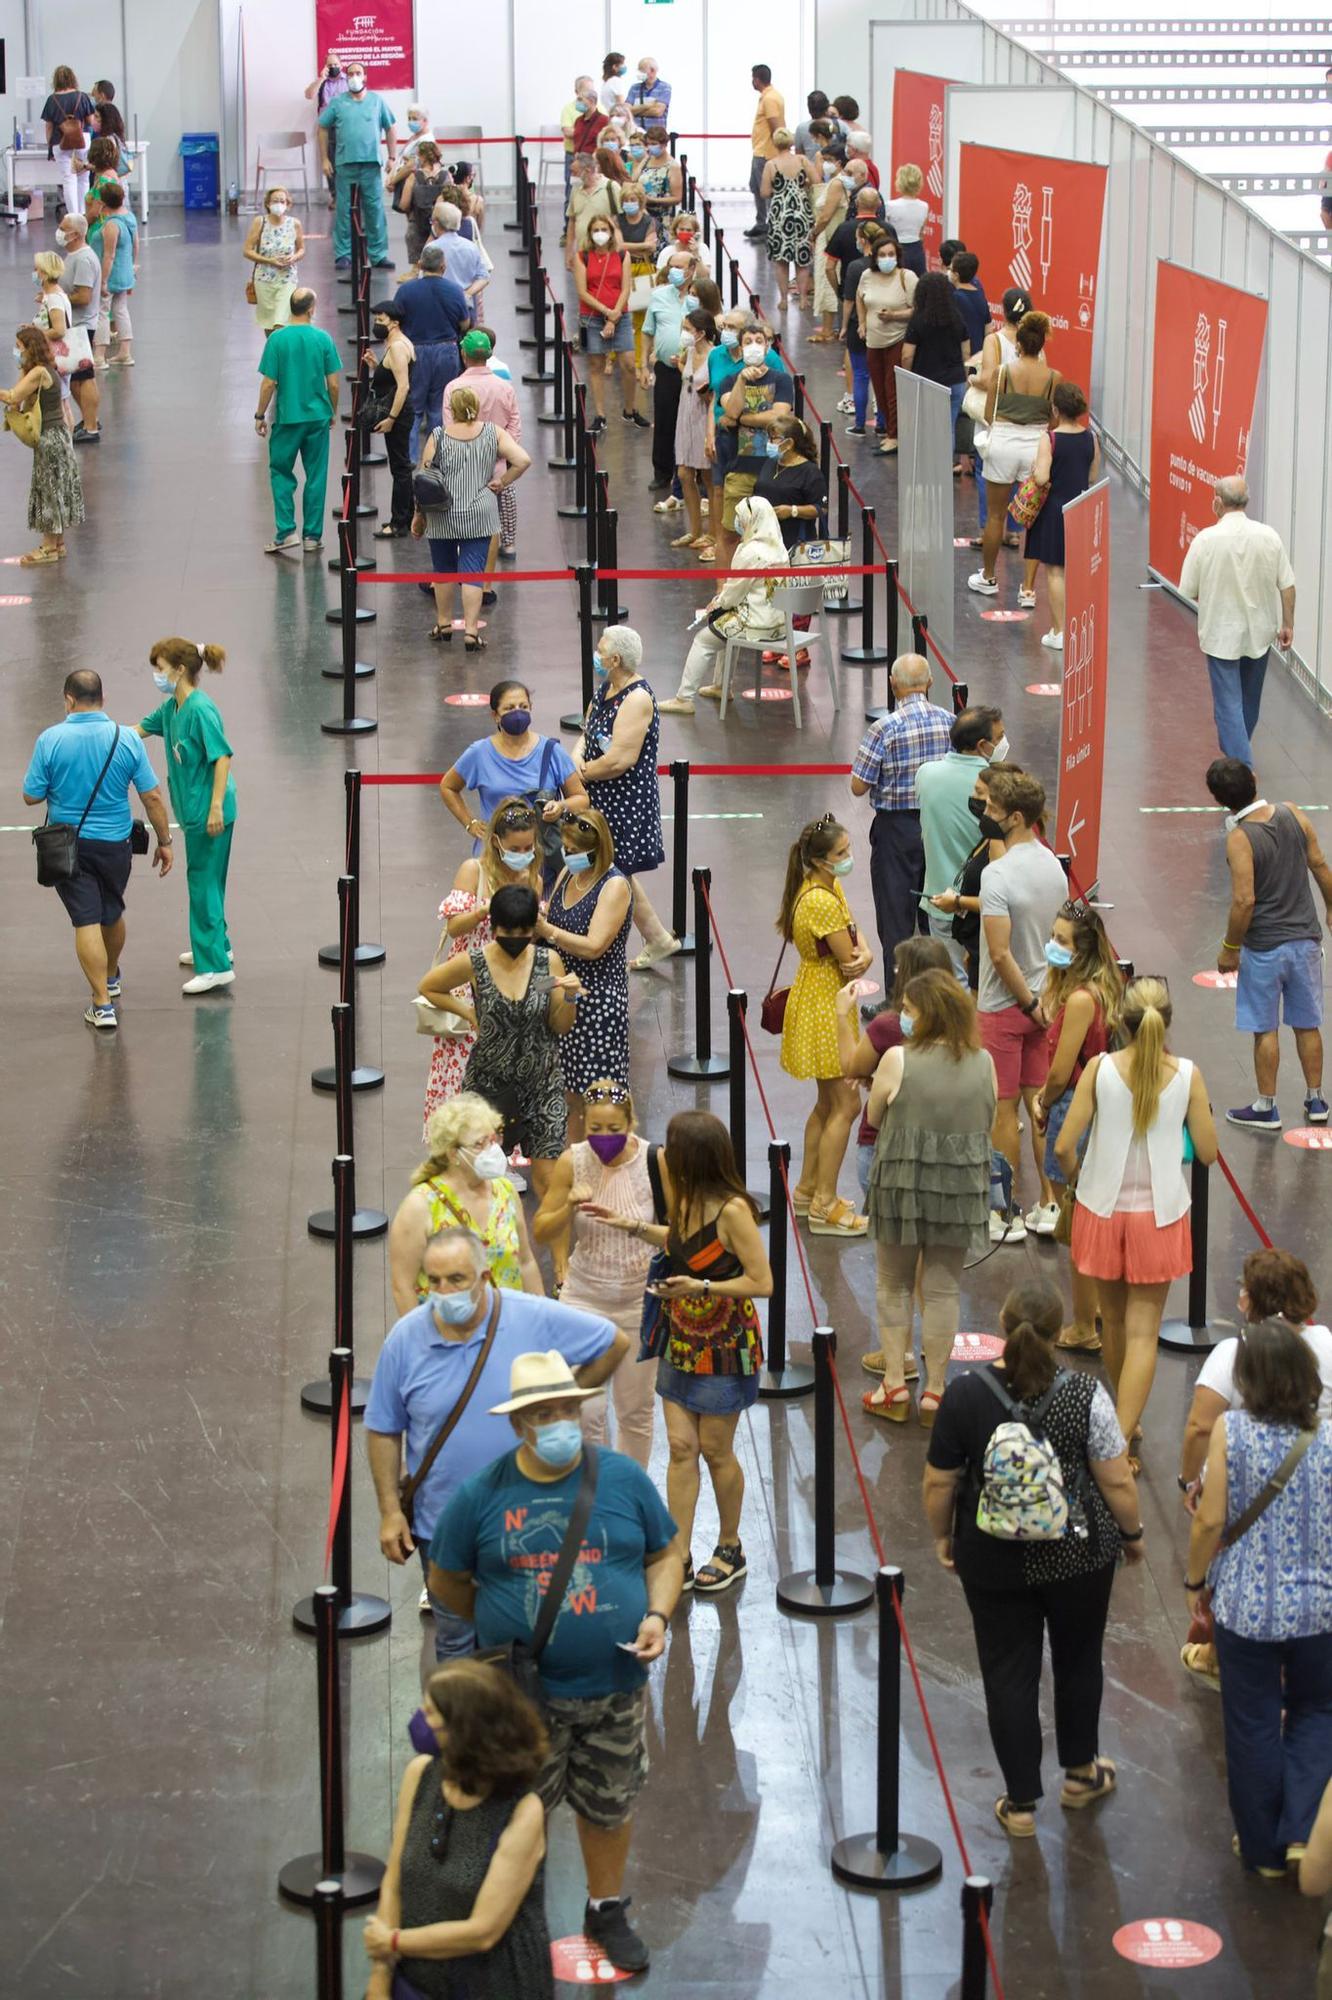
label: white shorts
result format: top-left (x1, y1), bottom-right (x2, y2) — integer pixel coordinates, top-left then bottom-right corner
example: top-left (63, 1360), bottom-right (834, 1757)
top-left (980, 421), bottom-right (1042, 487)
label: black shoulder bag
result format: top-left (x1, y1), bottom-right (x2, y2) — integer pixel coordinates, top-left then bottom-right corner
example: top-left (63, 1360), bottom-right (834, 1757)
top-left (638, 1142), bottom-right (673, 1361)
top-left (478, 1445), bottom-right (599, 1708)
top-left (525, 737), bottom-right (567, 880)
top-left (398, 1288), bottom-right (502, 1534)
top-left (32, 725), bottom-right (121, 886)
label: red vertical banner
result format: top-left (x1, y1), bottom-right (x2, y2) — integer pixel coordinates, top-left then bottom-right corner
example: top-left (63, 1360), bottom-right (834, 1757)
top-left (957, 145), bottom-right (1107, 388)
top-left (1056, 480), bottom-right (1111, 896)
top-left (314, 1), bottom-right (414, 90)
top-left (891, 72), bottom-right (951, 270)
top-left (1147, 261), bottom-right (1268, 589)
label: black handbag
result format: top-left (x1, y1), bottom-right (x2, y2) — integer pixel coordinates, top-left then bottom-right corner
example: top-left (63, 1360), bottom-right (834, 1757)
top-left (477, 1446), bottom-right (599, 1707)
top-left (637, 1144), bottom-right (672, 1361)
top-left (525, 738), bottom-right (566, 879)
top-left (32, 725), bottom-right (121, 886)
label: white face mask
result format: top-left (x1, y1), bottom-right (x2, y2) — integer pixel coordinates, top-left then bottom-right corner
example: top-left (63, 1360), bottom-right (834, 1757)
top-left (590, 231), bottom-right (611, 247)
top-left (741, 344), bottom-right (765, 366)
top-left (269, 202), bottom-right (288, 217)
top-left (347, 75), bottom-right (366, 94)
top-left (990, 733), bottom-right (1010, 762)
top-left (466, 1141), bottom-right (509, 1180)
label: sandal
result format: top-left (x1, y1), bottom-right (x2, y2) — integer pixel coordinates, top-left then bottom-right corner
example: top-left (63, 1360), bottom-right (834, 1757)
top-left (808, 1197), bottom-right (868, 1237)
top-left (995, 1796), bottom-right (1037, 1839)
top-left (918, 1390), bottom-right (942, 1428)
top-left (19, 547), bottom-right (59, 565)
top-left (863, 1384), bottom-right (910, 1423)
top-left (1231, 1832), bottom-right (1285, 1880)
top-left (429, 623), bottom-right (453, 643)
top-left (1179, 1642), bottom-right (1221, 1689)
top-left (861, 1351), bottom-right (919, 1381)
top-left (1060, 1757), bottom-right (1116, 1810)
top-left (875, 440), bottom-right (898, 456)
top-left (1054, 1327), bottom-right (1103, 1354)
top-left (788, 1185), bottom-right (815, 1217)
top-left (464, 633), bottom-right (486, 652)
top-left (670, 532), bottom-right (696, 548)
top-left (694, 1542), bottom-right (746, 1595)
top-left (680, 1554), bottom-right (695, 1594)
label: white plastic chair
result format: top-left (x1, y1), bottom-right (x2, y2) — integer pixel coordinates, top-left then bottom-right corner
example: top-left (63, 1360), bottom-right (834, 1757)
top-left (536, 124), bottom-right (566, 199)
top-left (443, 124), bottom-right (485, 191)
top-left (255, 131), bottom-right (312, 208)
top-left (718, 581), bottom-right (840, 730)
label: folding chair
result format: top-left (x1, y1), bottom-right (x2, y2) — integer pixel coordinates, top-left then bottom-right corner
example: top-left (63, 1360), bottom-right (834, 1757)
top-left (536, 124), bottom-right (566, 199)
top-left (255, 131), bottom-right (312, 208)
top-left (444, 123), bottom-right (485, 191)
top-left (718, 581), bottom-right (840, 730)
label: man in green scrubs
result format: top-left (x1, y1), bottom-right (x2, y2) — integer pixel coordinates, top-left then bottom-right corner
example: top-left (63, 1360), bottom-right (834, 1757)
top-left (318, 60), bottom-right (397, 267)
top-left (255, 289), bottom-right (342, 553)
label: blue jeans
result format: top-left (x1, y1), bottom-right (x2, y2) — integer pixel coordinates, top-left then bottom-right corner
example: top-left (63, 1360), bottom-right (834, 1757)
top-left (948, 378), bottom-right (966, 450)
top-left (409, 340), bottom-right (462, 461)
top-left (1206, 651), bottom-right (1269, 763)
top-left (1214, 1622), bottom-right (1332, 1870)
top-left (418, 1545), bottom-right (476, 1664)
top-left (849, 348), bottom-right (871, 430)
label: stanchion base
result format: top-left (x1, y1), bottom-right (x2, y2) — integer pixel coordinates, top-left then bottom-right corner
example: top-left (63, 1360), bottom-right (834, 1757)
top-left (672, 932), bottom-right (697, 957)
top-left (864, 706), bottom-right (890, 725)
top-left (560, 709), bottom-right (588, 733)
top-left (312, 1062), bottom-right (385, 1092)
top-left (538, 411), bottom-right (566, 428)
top-left (592, 603), bottom-right (629, 625)
top-left (831, 1832), bottom-right (944, 1893)
top-left (324, 606), bottom-right (377, 626)
top-left (278, 1851), bottom-right (384, 1910)
top-left (334, 499), bottom-right (377, 520)
top-left (841, 647), bottom-right (890, 664)
top-left (293, 1591), bottom-right (392, 1638)
top-left (308, 1205), bottom-right (389, 1241)
top-left (521, 368), bottom-right (557, 384)
top-left (335, 271), bottom-right (354, 286)
top-left (317, 942), bottom-right (387, 969)
top-left (1158, 1317), bottom-right (1223, 1354)
top-left (321, 715), bottom-right (379, 736)
top-left (336, 300), bottom-right (357, 316)
top-left (666, 1054), bottom-right (732, 1080)
top-left (361, 448), bottom-right (387, 467)
top-left (823, 599), bottom-right (863, 617)
top-left (547, 453), bottom-right (577, 469)
top-left (556, 502), bottom-right (588, 518)
top-left (327, 555), bottom-right (377, 574)
top-left (776, 1568), bottom-right (876, 1617)
top-left (321, 658), bottom-right (375, 681)
top-left (300, 1375), bottom-right (370, 1416)
top-left (759, 1364), bottom-right (816, 1401)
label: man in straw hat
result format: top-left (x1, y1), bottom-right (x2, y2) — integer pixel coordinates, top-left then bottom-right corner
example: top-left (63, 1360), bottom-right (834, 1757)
top-left (429, 1349), bottom-right (683, 1974)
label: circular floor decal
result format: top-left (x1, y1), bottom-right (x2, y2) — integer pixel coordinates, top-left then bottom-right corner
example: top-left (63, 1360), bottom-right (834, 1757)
top-left (1285, 1126), bottom-right (1332, 1151)
top-left (443, 691), bottom-right (491, 707)
top-left (951, 1332), bottom-right (1005, 1362)
top-left (980, 609), bottom-right (1029, 622)
top-left (1112, 1920), bottom-right (1222, 1970)
top-left (550, 1935), bottom-right (636, 1984)
top-left (1026, 682), bottom-right (1061, 695)
top-left (738, 686), bottom-right (793, 702)
top-left (1192, 970), bottom-right (1238, 990)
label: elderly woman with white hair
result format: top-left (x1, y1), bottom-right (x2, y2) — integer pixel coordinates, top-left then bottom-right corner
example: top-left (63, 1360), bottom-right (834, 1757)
top-left (388, 1090), bottom-right (544, 1315)
top-left (659, 495), bottom-right (789, 715)
top-left (574, 625), bottom-right (681, 968)
top-left (428, 198), bottom-right (490, 303)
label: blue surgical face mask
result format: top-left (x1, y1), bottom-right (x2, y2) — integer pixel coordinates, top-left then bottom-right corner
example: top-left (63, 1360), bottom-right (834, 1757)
top-left (152, 670), bottom-right (174, 693)
top-left (622, 198), bottom-right (641, 213)
top-left (668, 266), bottom-right (686, 288)
top-left (720, 327), bottom-right (740, 349)
top-left (830, 855), bottom-right (854, 877)
top-left (409, 119), bottom-right (424, 133)
top-left (648, 143), bottom-right (665, 157)
top-left (900, 1012), bottom-right (916, 1038)
top-left (431, 1284), bottom-right (477, 1326)
top-left (593, 655), bottom-right (611, 677)
top-left (529, 1418), bottom-right (584, 1468)
top-left (684, 293), bottom-right (699, 312)
top-left (1044, 940), bottom-right (1075, 969)
top-left (563, 849), bottom-right (593, 874)
top-left (765, 437), bottom-right (782, 458)
top-left (499, 847), bottom-right (533, 872)
top-left (877, 254), bottom-right (897, 272)
top-left (628, 146), bottom-right (644, 160)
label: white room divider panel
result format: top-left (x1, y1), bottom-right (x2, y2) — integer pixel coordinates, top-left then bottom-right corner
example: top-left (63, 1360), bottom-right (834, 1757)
top-left (870, 20), bottom-right (987, 162)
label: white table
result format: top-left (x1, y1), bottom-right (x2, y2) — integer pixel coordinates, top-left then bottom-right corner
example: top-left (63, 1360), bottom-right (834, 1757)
top-left (5, 141), bottom-right (152, 222)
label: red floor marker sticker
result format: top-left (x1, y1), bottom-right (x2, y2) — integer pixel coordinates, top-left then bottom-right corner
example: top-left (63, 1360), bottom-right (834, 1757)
top-left (1192, 970), bottom-right (1238, 989)
top-left (1286, 1127), bottom-right (1332, 1151)
top-left (1113, 1919), bottom-right (1222, 1970)
top-left (550, 1935), bottom-right (635, 1983)
top-left (443, 691), bottom-right (491, 707)
top-left (738, 686), bottom-right (793, 701)
top-left (980, 609), bottom-right (1029, 622)
top-left (0, 593), bottom-right (32, 605)
top-left (951, 1333), bottom-right (1005, 1363)
top-left (953, 536), bottom-right (974, 548)
top-left (1026, 681), bottom-right (1061, 695)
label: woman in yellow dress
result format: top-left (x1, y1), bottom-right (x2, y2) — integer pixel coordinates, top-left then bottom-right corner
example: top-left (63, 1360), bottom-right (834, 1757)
top-left (776, 815), bottom-right (875, 1237)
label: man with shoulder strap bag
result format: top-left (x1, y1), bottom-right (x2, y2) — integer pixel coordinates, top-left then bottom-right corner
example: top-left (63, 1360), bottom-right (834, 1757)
top-left (22, 668), bottom-right (173, 1031)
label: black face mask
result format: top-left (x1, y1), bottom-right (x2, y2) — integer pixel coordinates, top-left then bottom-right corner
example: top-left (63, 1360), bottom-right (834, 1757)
top-left (495, 936), bottom-right (533, 959)
top-left (967, 795), bottom-right (987, 821)
top-left (977, 811), bottom-right (1009, 842)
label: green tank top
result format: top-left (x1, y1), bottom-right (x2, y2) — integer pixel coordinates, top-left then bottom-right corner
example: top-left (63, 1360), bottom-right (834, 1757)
top-left (995, 364), bottom-right (1054, 426)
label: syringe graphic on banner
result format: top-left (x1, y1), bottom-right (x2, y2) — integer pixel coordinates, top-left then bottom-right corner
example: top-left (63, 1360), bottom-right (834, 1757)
top-left (1212, 318), bottom-right (1227, 450)
top-left (1039, 186), bottom-right (1054, 291)
top-left (927, 105), bottom-right (944, 198)
top-left (1188, 314), bottom-right (1211, 445)
top-left (1010, 183), bottom-right (1032, 291)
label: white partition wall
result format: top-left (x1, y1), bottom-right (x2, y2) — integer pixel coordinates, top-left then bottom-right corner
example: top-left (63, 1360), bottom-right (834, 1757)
top-left (943, 85), bottom-right (1088, 225)
top-left (870, 21), bottom-right (987, 159)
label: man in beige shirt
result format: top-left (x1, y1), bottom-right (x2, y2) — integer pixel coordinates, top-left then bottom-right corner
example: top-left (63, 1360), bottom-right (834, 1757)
top-left (747, 64), bottom-right (786, 238)
top-left (1178, 475), bottom-right (1295, 766)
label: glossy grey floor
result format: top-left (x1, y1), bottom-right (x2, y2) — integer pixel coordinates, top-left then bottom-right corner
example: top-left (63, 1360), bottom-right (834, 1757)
top-left (0, 195), bottom-right (1328, 1999)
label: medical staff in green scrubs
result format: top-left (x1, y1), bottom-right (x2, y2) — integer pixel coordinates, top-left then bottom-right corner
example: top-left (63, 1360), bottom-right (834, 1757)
top-left (138, 638), bottom-right (237, 995)
top-left (318, 59), bottom-right (397, 266)
top-left (254, 288), bottom-right (342, 554)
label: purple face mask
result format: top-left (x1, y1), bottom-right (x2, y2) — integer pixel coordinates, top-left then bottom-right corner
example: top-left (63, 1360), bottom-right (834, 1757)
top-left (407, 1706), bottom-right (438, 1755)
top-left (587, 1133), bottom-right (628, 1164)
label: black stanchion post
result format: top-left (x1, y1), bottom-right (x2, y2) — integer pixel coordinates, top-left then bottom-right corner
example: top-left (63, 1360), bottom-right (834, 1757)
top-left (960, 1878), bottom-right (996, 1999)
top-left (667, 869), bottom-right (730, 1080)
top-left (346, 423), bottom-right (376, 521)
top-left (277, 1583), bottom-right (385, 1907)
top-left (760, 1141), bottom-right (814, 1400)
top-left (686, 172), bottom-right (697, 212)
top-left (586, 465), bottom-right (606, 576)
top-left (819, 418), bottom-right (831, 492)
top-left (726, 990), bottom-right (770, 1220)
top-left (302, 1159), bottom-right (373, 1415)
top-left (504, 138), bottom-right (524, 231)
top-left (831, 1567), bottom-right (945, 1887)
top-left (548, 333), bottom-right (577, 458)
top-left (864, 559), bottom-right (901, 724)
top-left (841, 508), bottom-right (889, 665)
top-left (509, 140), bottom-right (530, 255)
top-left (1159, 1156), bottom-right (1220, 1352)
top-left (792, 372), bottom-right (806, 421)
top-left (826, 465), bottom-right (857, 616)
top-left (312, 877), bottom-right (385, 1092)
top-left (775, 1329), bottom-right (876, 1615)
top-left (728, 257), bottom-right (740, 309)
top-left (321, 512), bottom-right (376, 682)
top-left (561, 564), bottom-right (596, 732)
top-left (328, 455), bottom-right (375, 573)
top-left (596, 506), bottom-right (627, 624)
top-left (952, 679), bottom-right (970, 714)
top-left (322, 532), bottom-right (377, 736)
top-left (539, 302), bottom-right (567, 422)
top-left (701, 199), bottom-right (712, 247)
top-left (668, 130), bottom-right (678, 157)
top-left (357, 366), bottom-right (386, 469)
top-left (557, 391), bottom-right (590, 517)
top-left (313, 1880), bottom-right (344, 2000)
top-left (669, 759), bottom-right (696, 955)
top-left (309, 1006), bottom-right (389, 1240)
top-left (521, 254), bottom-right (555, 381)
top-left (295, 1349), bottom-right (391, 1635)
top-left (713, 226), bottom-right (725, 290)
top-left (318, 775), bottom-right (385, 967)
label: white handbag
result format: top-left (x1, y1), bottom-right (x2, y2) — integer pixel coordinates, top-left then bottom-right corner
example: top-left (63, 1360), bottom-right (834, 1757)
top-left (413, 994), bottom-right (469, 1039)
top-left (628, 270), bottom-right (654, 314)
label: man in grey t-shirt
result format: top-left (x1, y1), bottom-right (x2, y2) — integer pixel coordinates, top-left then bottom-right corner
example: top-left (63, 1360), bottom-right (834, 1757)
top-left (56, 213), bottom-right (102, 443)
top-left (977, 769), bottom-right (1068, 1242)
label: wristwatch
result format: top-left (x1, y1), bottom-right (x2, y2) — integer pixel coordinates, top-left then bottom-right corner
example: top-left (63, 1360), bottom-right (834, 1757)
top-left (1184, 1575), bottom-right (1208, 1591)
top-left (642, 1609), bottom-right (667, 1628)
top-left (1019, 996), bottom-right (1038, 1017)
top-left (1120, 1526), bottom-right (1143, 1542)
top-left (702, 1278), bottom-right (711, 1298)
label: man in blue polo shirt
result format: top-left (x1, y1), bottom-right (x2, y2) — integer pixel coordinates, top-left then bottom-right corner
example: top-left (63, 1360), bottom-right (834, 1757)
top-left (317, 58), bottom-right (397, 268)
top-left (393, 243), bottom-right (472, 456)
top-left (23, 669), bottom-right (173, 1030)
top-left (365, 1223), bottom-right (626, 1661)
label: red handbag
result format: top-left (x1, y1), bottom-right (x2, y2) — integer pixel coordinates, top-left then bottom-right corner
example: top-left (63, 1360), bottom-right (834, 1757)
top-left (761, 892), bottom-right (856, 1034)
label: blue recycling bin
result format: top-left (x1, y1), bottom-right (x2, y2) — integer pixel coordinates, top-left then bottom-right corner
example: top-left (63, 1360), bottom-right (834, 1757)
top-left (180, 131), bottom-right (220, 211)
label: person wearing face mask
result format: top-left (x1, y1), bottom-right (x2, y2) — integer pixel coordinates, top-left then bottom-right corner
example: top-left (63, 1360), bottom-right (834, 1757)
top-left (600, 51), bottom-right (631, 115)
top-left (633, 124), bottom-right (681, 222)
top-left (368, 1231), bottom-right (628, 1649)
top-left (361, 298), bottom-right (416, 537)
top-left (917, 706), bottom-right (1007, 975)
top-left (574, 628), bottom-right (678, 966)
top-left (3, 324), bottom-right (84, 566)
top-left (639, 250), bottom-right (694, 486)
top-left (566, 154), bottom-right (618, 275)
top-left (539, 811), bottom-right (633, 1139)
top-left (760, 129), bottom-right (815, 310)
top-left (930, 760), bottom-right (1016, 992)
top-left (534, 1082), bottom-right (662, 1466)
top-left (753, 415), bottom-right (826, 553)
top-left (776, 815), bottom-right (876, 1236)
top-left (388, 103), bottom-right (434, 182)
top-left (614, 189), bottom-right (658, 374)
top-left (395, 139), bottom-right (450, 268)
top-left (882, 163), bottom-right (930, 278)
top-left (655, 212), bottom-right (701, 272)
top-left (669, 309), bottom-right (718, 554)
top-left (440, 683), bottom-right (585, 867)
top-left (390, 1093), bottom-right (544, 1316)
top-left (317, 60), bottom-right (397, 270)
top-left (412, 384), bottom-right (529, 648)
top-left (626, 59), bottom-right (671, 126)
top-left (560, 77), bottom-right (597, 202)
top-left (31, 253), bottom-right (76, 426)
top-left (856, 228), bottom-right (918, 453)
top-left (53, 214), bottom-right (101, 443)
top-left (242, 185), bottom-right (305, 338)
top-left (807, 152), bottom-right (856, 341)
top-left (571, 92), bottom-right (611, 171)
top-left (136, 637), bottom-right (236, 994)
top-left (429, 1349), bottom-right (681, 1975)
top-left (717, 322), bottom-right (792, 567)
top-left (575, 217), bottom-right (639, 431)
top-left (850, 654), bottom-right (956, 972)
top-left (305, 51), bottom-right (348, 208)
top-left (658, 495), bottom-right (788, 715)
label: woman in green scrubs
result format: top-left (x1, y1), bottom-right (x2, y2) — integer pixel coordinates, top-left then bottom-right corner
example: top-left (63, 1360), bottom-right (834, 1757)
top-left (138, 638), bottom-right (237, 994)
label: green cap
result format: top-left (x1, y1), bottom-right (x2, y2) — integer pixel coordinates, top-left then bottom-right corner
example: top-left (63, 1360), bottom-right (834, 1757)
top-left (461, 330), bottom-right (493, 363)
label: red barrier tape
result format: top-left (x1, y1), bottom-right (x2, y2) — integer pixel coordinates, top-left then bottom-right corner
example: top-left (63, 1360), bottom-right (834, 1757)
top-left (324, 1372), bottom-right (352, 1578)
top-left (1215, 1150), bottom-right (1276, 1250)
top-left (360, 568), bottom-right (575, 585)
top-left (359, 764), bottom-right (855, 784)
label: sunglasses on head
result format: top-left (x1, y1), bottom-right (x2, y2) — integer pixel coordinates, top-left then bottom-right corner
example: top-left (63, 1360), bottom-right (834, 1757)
top-left (559, 812), bottom-right (598, 837)
top-left (584, 1082), bottom-right (631, 1105)
top-left (495, 805), bottom-right (537, 832)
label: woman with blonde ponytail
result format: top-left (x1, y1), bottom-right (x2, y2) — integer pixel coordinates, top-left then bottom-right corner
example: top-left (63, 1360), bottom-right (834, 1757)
top-left (1055, 978), bottom-right (1218, 1467)
top-left (138, 638), bottom-right (236, 995)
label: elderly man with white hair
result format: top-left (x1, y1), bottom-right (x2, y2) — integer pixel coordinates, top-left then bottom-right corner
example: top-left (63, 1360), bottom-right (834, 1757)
top-left (427, 198), bottom-right (490, 302)
top-left (844, 127), bottom-right (882, 191)
top-left (1178, 475), bottom-right (1296, 766)
top-left (55, 210), bottom-right (102, 442)
top-left (575, 625), bottom-right (681, 967)
top-left (850, 653), bottom-right (955, 968)
top-left (561, 75), bottom-right (598, 202)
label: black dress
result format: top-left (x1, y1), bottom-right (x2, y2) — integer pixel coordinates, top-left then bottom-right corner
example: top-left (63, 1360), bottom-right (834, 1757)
top-left (1023, 430), bottom-right (1096, 567)
top-left (372, 352), bottom-right (416, 532)
top-left (461, 946), bottom-right (568, 1159)
top-left (583, 679), bottom-right (665, 875)
top-left (396, 1761), bottom-right (553, 2000)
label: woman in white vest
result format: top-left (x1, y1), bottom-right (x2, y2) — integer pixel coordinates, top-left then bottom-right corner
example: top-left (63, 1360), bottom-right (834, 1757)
top-left (1055, 978), bottom-right (1218, 1471)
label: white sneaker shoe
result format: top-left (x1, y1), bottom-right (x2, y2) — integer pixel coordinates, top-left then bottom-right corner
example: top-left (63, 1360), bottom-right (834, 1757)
top-left (989, 1208), bottom-right (1026, 1244)
top-left (630, 935), bottom-right (682, 970)
top-left (1041, 629), bottom-right (1064, 650)
top-left (418, 1586), bottom-right (431, 1614)
top-left (182, 969), bottom-right (236, 995)
top-left (1025, 1201), bottom-right (1060, 1237)
top-left (1018, 589), bottom-right (1036, 609)
top-left (836, 394), bottom-right (855, 414)
top-left (967, 571), bottom-right (999, 596)
top-left (181, 951), bottom-right (236, 968)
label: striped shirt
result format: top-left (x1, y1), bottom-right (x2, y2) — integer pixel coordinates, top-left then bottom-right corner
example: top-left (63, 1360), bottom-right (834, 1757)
top-left (422, 423), bottom-right (501, 542)
top-left (852, 695), bottom-right (953, 812)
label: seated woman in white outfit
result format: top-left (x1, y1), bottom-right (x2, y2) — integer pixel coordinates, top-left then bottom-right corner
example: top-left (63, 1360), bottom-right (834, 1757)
top-left (658, 495), bottom-right (788, 715)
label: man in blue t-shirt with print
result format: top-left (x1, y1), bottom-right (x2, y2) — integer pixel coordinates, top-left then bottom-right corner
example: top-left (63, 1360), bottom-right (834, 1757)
top-left (23, 669), bottom-right (174, 1030)
top-left (430, 1349), bottom-right (682, 1977)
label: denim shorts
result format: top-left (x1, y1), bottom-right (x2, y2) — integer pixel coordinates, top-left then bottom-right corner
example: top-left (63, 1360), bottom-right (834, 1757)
top-left (1235, 938), bottom-right (1325, 1034)
top-left (1043, 1085), bottom-right (1087, 1188)
top-left (583, 313), bottom-right (634, 355)
top-left (427, 534), bottom-right (489, 578)
top-left (656, 1355), bottom-right (760, 1415)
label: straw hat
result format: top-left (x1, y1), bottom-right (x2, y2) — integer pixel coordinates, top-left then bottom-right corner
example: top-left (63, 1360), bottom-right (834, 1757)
top-left (488, 1351), bottom-right (598, 1415)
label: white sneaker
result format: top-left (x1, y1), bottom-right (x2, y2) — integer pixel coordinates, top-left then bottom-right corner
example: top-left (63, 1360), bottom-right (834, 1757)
top-left (1040, 629), bottom-right (1064, 651)
top-left (630, 935), bottom-right (682, 970)
top-left (1025, 1201), bottom-right (1060, 1237)
top-left (181, 970), bottom-right (236, 995)
top-left (1018, 589), bottom-right (1036, 609)
top-left (653, 495), bottom-right (682, 514)
top-left (989, 1208), bottom-right (1026, 1244)
top-left (836, 394), bottom-right (855, 413)
top-left (967, 571), bottom-right (999, 596)
top-left (181, 951), bottom-right (236, 968)
top-left (418, 1586), bottom-right (431, 1614)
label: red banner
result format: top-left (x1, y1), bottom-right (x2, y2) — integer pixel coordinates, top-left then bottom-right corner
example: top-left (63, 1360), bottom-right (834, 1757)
top-left (1147, 261), bottom-right (1268, 589)
top-left (891, 72), bottom-right (951, 270)
top-left (1056, 479), bottom-right (1111, 895)
top-left (957, 144), bottom-right (1107, 389)
top-left (314, 1), bottom-right (414, 90)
